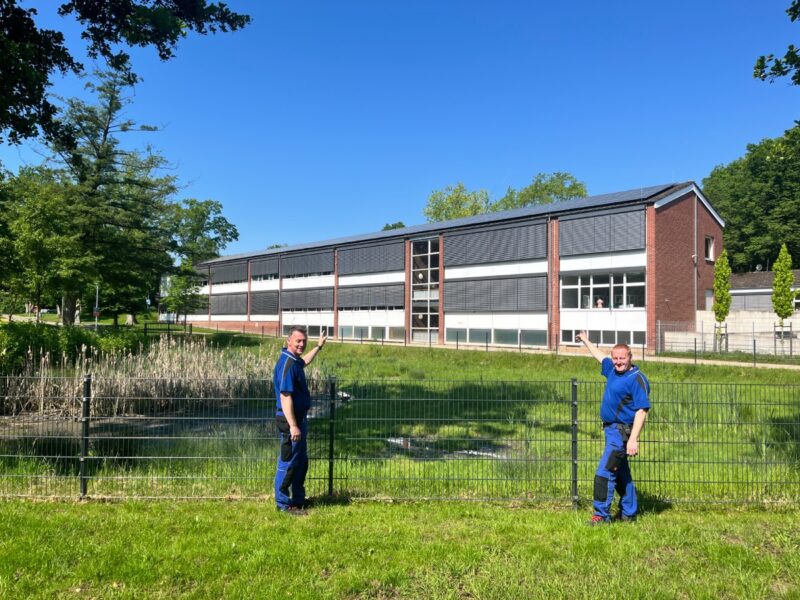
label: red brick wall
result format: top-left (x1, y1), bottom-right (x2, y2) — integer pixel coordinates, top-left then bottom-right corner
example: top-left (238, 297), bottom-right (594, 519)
top-left (697, 198), bottom-right (724, 311)
top-left (549, 219), bottom-right (560, 350)
top-left (205, 321), bottom-right (280, 336)
top-left (646, 206), bottom-right (657, 347)
top-left (653, 191), bottom-right (723, 331)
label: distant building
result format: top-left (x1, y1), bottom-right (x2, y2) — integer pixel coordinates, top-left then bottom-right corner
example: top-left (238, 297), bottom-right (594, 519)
top-left (193, 182), bottom-right (723, 351)
top-left (730, 270), bottom-right (800, 312)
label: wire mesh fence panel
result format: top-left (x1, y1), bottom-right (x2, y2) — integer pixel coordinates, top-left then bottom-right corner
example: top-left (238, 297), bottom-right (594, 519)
top-left (330, 380), bottom-right (574, 501)
top-left (0, 376), bottom-right (84, 498)
top-left (1, 375), bottom-right (799, 503)
top-left (577, 381), bottom-right (800, 504)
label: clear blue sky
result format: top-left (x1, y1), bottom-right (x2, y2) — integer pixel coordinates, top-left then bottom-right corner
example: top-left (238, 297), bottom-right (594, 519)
top-left (2, 1), bottom-right (798, 255)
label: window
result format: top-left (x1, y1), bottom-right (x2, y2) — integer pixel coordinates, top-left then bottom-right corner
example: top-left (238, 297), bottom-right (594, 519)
top-left (521, 330), bottom-right (547, 346)
top-left (411, 238), bottom-right (440, 342)
top-left (493, 329), bottom-right (519, 345)
top-left (561, 271), bottom-right (645, 309)
top-left (389, 327), bottom-right (405, 340)
top-left (469, 329), bottom-right (490, 344)
top-left (705, 237), bottom-right (715, 261)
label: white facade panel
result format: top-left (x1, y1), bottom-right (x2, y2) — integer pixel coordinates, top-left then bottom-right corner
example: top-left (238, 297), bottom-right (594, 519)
top-left (444, 313), bottom-right (548, 330)
top-left (559, 309), bottom-right (647, 331)
top-left (198, 285), bottom-right (210, 295)
top-left (249, 315), bottom-right (279, 322)
top-left (209, 282), bottom-right (248, 294)
top-left (339, 272), bottom-right (405, 286)
top-left (445, 260), bottom-right (547, 280)
top-left (208, 315), bottom-right (248, 322)
top-left (559, 251), bottom-right (646, 273)
top-left (282, 275), bottom-right (335, 289)
top-left (282, 311), bottom-right (334, 326)
top-left (186, 315), bottom-right (210, 322)
top-left (338, 309), bottom-right (405, 327)
top-left (250, 280), bottom-right (280, 292)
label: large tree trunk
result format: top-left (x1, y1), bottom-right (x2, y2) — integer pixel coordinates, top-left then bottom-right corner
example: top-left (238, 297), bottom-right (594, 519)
top-left (61, 295), bottom-right (78, 326)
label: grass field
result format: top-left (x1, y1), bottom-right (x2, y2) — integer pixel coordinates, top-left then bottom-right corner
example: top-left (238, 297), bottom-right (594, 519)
top-left (0, 500), bottom-right (798, 599)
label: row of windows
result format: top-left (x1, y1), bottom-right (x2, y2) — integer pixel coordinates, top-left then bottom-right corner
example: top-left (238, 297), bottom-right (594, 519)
top-left (561, 329), bottom-right (646, 346)
top-left (445, 328), bottom-right (548, 347)
top-left (281, 325), bottom-right (334, 337)
top-left (561, 271), bottom-right (645, 309)
top-left (339, 326), bottom-right (406, 341)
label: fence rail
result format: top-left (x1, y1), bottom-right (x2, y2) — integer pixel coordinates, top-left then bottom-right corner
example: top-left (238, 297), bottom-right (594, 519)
top-left (1, 375), bottom-right (798, 504)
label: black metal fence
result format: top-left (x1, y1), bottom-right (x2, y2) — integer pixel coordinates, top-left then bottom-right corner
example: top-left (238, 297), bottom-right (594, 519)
top-left (1, 376), bottom-right (798, 504)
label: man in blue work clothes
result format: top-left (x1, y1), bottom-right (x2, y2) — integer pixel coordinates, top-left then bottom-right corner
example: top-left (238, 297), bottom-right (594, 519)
top-left (274, 325), bottom-right (327, 514)
top-left (577, 330), bottom-right (650, 524)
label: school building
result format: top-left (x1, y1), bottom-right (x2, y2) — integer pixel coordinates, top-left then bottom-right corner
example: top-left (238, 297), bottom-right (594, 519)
top-left (192, 182), bottom-right (724, 351)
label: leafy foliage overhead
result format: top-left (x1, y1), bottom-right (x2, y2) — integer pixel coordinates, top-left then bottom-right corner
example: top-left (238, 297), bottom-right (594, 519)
top-left (754, 1), bottom-right (800, 85)
top-left (0, 0), bottom-right (250, 144)
top-left (702, 123), bottom-right (800, 272)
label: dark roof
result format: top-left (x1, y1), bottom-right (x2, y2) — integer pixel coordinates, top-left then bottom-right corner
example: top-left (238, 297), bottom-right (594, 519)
top-left (731, 270), bottom-right (800, 290)
top-left (201, 182), bottom-right (691, 266)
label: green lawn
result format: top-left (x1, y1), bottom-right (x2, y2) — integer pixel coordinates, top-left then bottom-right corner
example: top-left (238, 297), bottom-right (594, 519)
top-left (0, 500), bottom-right (797, 599)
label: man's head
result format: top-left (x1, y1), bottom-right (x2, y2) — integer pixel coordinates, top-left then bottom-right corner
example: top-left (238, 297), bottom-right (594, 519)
top-left (610, 343), bottom-right (632, 374)
top-left (286, 326), bottom-right (308, 357)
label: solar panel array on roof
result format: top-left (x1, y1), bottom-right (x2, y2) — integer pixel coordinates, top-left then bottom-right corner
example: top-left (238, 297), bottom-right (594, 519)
top-left (201, 182), bottom-right (682, 266)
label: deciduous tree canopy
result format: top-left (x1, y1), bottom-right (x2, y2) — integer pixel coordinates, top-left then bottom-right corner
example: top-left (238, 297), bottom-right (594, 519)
top-left (0, 0), bottom-right (250, 144)
top-left (702, 124), bottom-right (800, 272)
top-left (754, 1), bottom-right (800, 85)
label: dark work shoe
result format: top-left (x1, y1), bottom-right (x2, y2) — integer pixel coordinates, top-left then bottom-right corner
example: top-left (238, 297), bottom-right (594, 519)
top-left (587, 515), bottom-right (609, 526)
top-left (614, 512), bottom-right (637, 523)
top-left (278, 506), bottom-right (308, 516)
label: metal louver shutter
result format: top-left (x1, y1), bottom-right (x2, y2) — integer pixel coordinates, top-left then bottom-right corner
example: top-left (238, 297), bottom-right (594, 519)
top-left (250, 258), bottom-right (279, 278)
top-left (250, 291), bottom-right (278, 313)
top-left (444, 223), bottom-right (546, 266)
top-left (210, 293), bottom-right (247, 315)
top-left (339, 242), bottom-right (405, 275)
top-left (282, 251), bottom-right (334, 276)
top-left (210, 262), bottom-right (247, 284)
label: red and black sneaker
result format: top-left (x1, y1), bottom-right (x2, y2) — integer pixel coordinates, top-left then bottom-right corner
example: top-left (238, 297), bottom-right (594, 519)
top-left (587, 515), bottom-right (609, 526)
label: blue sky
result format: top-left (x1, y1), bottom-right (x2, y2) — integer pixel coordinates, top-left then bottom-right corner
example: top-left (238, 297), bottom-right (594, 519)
top-left (2, 1), bottom-right (798, 255)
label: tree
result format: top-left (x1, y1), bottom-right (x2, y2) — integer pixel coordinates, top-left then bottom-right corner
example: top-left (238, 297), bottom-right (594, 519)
top-left (702, 124), bottom-right (800, 272)
top-left (423, 183), bottom-right (491, 223)
top-left (382, 221), bottom-right (406, 231)
top-left (492, 172), bottom-right (587, 212)
top-left (772, 244), bottom-right (795, 349)
top-left (0, 1), bottom-right (250, 144)
top-left (164, 198), bottom-right (238, 323)
top-left (754, 1), bottom-right (800, 85)
top-left (713, 249), bottom-right (732, 323)
top-left (712, 249), bottom-right (732, 352)
top-left (423, 173), bottom-right (587, 223)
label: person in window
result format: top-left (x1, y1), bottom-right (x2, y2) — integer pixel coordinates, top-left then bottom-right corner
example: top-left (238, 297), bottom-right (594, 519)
top-left (595, 297), bottom-right (604, 308)
top-left (576, 330), bottom-right (650, 525)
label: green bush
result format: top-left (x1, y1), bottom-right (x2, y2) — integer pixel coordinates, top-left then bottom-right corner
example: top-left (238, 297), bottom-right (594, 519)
top-left (0, 322), bottom-right (147, 375)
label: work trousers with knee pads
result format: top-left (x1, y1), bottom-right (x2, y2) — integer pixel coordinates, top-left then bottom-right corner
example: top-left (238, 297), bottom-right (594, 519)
top-left (274, 417), bottom-right (308, 510)
top-left (593, 423), bottom-right (637, 520)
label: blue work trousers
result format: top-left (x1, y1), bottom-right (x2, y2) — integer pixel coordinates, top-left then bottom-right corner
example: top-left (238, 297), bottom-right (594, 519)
top-left (593, 424), bottom-right (638, 520)
top-left (274, 419), bottom-right (308, 510)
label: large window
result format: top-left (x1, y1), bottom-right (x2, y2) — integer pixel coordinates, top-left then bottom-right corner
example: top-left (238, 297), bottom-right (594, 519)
top-left (560, 271), bottom-right (645, 309)
top-left (411, 238), bottom-right (440, 342)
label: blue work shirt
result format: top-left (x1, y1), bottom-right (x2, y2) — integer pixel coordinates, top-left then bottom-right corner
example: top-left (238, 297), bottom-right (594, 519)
top-left (274, 348), bottom-right (311, 418)
top-left (599, 357), bottom-right (651, 424)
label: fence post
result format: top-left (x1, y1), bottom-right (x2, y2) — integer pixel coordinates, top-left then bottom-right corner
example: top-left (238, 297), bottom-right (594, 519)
top-left (753, 339), bottom-right (757, 367)
top-left (694, 338), bottom-right (697, 364)
top-left (656, 320), bottom-right (661, 354)
top-left (189, 323), bottom-right (192, 335)
top-left (80, 374), bottom-right (91, 499)
top-left (571, 378), bottom-right (579, 510)
top-left (144, 322), bottom-right (148, 335)
top-left (327, 376), bottom-right (337, 498)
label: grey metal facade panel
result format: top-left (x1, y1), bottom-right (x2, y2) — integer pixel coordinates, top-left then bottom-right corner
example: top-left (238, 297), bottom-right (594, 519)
top-left (250, 257), bottom-right (279, 278)
top-left (444, 222), bottom-right (547, 266)
top-left (210, 293), bottom-right (247, 315)
top-left (337, 284), bottom-right (405, 309)
top-left (210, 262), bottom-right (247, 284)
top-left (281, 251), bottom-right (334, 276)
top-left (250, 290), bottom-right (279, 313)
top-left (559, 209), bottom-right (645, 256)
top-left (281, 288), bottom-right (334, 310)
top-left (338, 241), bottom-right (405, 275)
top-left (612, 210), bottom-right (645, 251)
top-left (444, 276), bottom-right (547, 312)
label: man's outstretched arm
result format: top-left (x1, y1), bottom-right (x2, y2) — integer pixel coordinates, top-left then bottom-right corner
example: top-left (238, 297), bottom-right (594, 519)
top-left (576, 330), bottom-right (606, 363)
